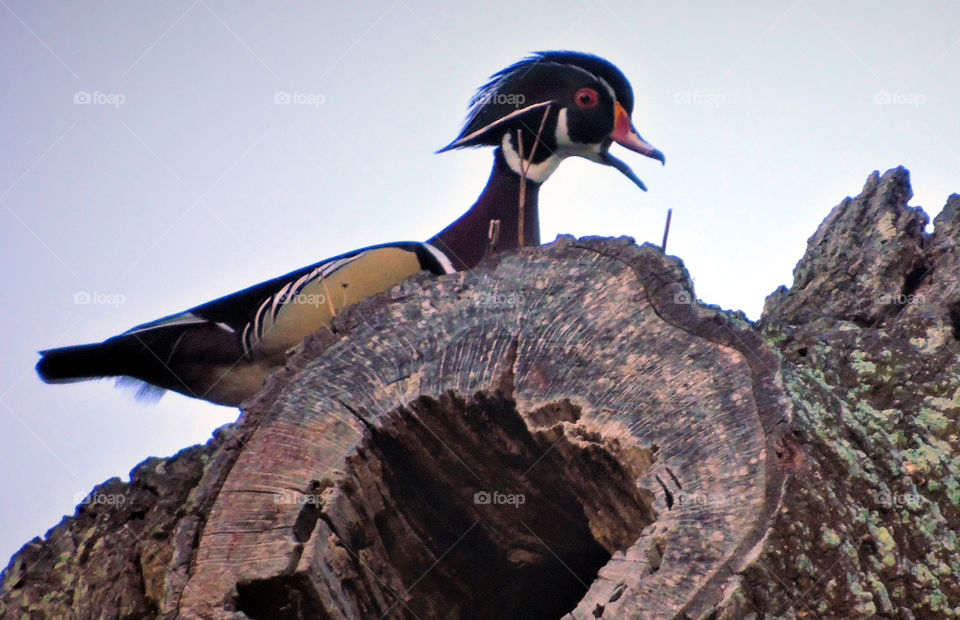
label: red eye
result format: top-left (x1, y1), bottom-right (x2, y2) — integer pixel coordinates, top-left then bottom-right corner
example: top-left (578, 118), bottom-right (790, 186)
top-left (574, 88), bottom-right (599, 109)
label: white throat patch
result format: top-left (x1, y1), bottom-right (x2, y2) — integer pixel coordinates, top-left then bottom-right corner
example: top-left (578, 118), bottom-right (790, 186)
top-left (501, 132), bottom-right (563, 183)
top-left (501, 108), bottom-right (608, 181)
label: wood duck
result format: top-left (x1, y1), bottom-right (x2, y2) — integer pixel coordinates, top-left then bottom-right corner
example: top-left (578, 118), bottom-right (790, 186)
top-left (36, 51), bottom-right (664, 407)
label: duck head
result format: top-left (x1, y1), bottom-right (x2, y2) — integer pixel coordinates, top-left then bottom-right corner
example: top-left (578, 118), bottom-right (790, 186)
top-left (439, 50), bottom-right (664, 190)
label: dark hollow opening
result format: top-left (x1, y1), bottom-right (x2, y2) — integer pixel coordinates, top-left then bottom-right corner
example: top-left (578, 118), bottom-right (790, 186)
top-left (236, 573), bottom-right (329, 620)
top-left (310, 390), bottom-right (657, 620)
top-left (948, 301), bottom-right (960, 342)
top-left (901, 260), bottom-right (930, 299)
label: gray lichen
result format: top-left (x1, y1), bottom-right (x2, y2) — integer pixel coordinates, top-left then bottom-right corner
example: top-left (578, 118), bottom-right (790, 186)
top-left (2, 167), bottom-right (959, 619)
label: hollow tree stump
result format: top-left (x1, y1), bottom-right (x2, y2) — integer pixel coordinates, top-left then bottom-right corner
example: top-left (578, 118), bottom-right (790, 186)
top-left (9, 169), bottom-right (960, 619)
top-left (171, 236), bottom-right (791, 619)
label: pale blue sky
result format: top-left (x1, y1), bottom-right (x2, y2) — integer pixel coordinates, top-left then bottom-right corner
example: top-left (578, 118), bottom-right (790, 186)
top-left (2, 0), bottom-right (958, 566)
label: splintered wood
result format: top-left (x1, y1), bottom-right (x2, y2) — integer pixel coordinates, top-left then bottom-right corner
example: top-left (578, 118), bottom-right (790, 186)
top-left (177, 236), bottom-right (790, 619)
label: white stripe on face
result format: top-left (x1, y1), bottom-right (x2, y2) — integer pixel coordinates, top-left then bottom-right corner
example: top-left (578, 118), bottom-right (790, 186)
top-left (449, 100), bottom-right (555, 149)
top-left (596, 76), bottom-right (617, 102)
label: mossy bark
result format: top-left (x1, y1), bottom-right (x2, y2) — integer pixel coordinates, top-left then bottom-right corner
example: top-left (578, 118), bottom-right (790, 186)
top-left (3, 168), bottom-right (958, 619)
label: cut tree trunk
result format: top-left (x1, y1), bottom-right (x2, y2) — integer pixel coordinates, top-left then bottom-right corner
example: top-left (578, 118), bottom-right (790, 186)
top-left (173, 235), bottom-right (792, 620)
top-left (3, 167), bottom-right (959, 619)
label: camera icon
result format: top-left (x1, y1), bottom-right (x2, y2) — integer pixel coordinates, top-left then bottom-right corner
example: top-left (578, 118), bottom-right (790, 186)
top-left (875, 492), bottom-right (891, 507)
top-left (73, 291), bottom-right (91, 305)
top-left (673, 91), bottom-right (691, 105)
top-left (873, 91), bottom-right (892, 105)
top-left (74, 91), bottom-right (91, 104)
top-left (673, 290), bottom-right (693, 305)
top-left (274, 91), bottom-right (291, 104)
top-left (473, 491), bottom-right (491, 505)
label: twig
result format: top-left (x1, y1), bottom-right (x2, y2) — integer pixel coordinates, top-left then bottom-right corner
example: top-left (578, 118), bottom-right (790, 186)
top-left (487, 219), bottom-right (501, 256)
top-left (661, 208), bottom-right (673, 252)
top-left (517, 130), bottom-right (525, 247)
top-left (517, 105), bottom-right (552, 247)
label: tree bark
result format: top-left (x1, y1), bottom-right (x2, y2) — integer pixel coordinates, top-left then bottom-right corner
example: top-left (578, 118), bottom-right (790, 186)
top-left (3, 167), bottom-right (958, 619)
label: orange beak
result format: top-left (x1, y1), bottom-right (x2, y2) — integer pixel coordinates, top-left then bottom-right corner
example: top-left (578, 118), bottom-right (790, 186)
top-left (599, 101), bottom-right (664, 190)
top-left (611, 102), bottom-right (665, 163)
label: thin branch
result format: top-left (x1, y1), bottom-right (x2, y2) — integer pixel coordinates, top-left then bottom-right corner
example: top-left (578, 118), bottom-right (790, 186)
top-left (517, 105), bottom-right (552, 247)
top-left (661, 208), bottom-right (673, 252)
top-left (487, 219), bottom-right (501, 251)
top-left (517, 130), bottom-right (526, 247)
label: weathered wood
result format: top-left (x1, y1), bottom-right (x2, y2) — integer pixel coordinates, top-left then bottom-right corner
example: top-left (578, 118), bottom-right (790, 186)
top-left (171, 236), bottom-right (790, 619)
top-left (9, 169), bottom-right (959, 619)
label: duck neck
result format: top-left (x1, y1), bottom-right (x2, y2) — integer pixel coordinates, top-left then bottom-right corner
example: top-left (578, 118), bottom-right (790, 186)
top-left (428, 147), bottom-right (542, 271)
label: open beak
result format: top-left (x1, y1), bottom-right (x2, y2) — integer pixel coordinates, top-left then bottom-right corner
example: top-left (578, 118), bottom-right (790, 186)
top-left (600, 101), bottom-right (665, 191)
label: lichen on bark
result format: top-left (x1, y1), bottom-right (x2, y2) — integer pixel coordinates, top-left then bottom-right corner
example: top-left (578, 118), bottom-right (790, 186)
top-left (2, 167), bottom-right (959, 619)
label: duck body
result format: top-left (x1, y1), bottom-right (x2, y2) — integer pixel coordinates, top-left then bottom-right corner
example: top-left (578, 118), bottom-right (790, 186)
top-left (38, 242), bottom-right (454, 406)
top-left (37, 51), bottom-right (664, 407)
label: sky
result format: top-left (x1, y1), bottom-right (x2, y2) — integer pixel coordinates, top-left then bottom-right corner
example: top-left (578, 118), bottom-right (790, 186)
top-left (1, 0), bottom-right (958, 568)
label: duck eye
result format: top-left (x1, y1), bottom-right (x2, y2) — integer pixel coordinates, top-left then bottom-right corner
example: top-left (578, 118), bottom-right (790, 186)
top-left (574, 88), bottom-right (599, 109)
